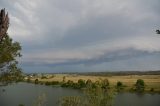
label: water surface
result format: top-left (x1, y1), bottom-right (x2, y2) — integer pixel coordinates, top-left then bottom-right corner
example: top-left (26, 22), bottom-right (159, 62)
top-left (0, 83), bottom-right (160, 106)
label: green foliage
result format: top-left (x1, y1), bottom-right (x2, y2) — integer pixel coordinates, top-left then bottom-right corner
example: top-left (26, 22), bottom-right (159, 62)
top-left (77, 79), bottom-right (86, 88)
top-left (60, 85), bottom-right (115, 106)
top-left (101, 79), bottom-right (109, 89)
top-left (0, 35), bottom-right (21, 64)
top-left (84, 87), bottom-right (114, 106)
top-left (61, 80), bottom-right (74, 87)
top-left (135, 79), bottom-right (145, 92)
top-left (60, 78), bottom-right (114, 106)
top-left (0, 35), bottom-right (22, 83)
top-left (51, 81), bottom-right (59, 85)
top-left (117, 81), bottom-right (122, 87)
top-left (116, 81), bottom-right (123, 91)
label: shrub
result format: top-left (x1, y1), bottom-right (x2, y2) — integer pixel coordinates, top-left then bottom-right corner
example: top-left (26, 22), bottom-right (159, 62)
top-left (135, 79), bottom-right (145, 92)
top-left (86, 79), bottom-right (92, 85)
top-left (117, 81), bottom-right (123, 87)
top-left (61, 80), bottom-right (74, 87)
top-left (101, 79), bottom-right (109, 89)
top-left (60, 86), bottom-right (115, 106)
top-left (78, 79), bottom-right (86, 88)
top-left (51, 81), bottom-right (59, 85)
top-left (116, 81), bottom-right (123, 91)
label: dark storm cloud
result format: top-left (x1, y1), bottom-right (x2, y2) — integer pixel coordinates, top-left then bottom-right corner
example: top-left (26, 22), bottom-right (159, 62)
top-left (22, 48), bottom-right (160, 67)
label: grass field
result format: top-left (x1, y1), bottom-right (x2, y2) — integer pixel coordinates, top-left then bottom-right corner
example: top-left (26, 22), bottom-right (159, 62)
top-left (31, 74), bottom-right (160, 92)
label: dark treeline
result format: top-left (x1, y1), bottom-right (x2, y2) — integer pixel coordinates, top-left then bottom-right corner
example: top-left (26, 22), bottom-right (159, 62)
top-left (60, 70), bottom-right (160, 76)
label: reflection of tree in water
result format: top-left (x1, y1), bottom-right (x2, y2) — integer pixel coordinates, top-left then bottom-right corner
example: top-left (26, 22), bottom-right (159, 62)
top-left (33, 93), bottom-right (47, 106)
top-left (59, 80), bottom-right (115, 106)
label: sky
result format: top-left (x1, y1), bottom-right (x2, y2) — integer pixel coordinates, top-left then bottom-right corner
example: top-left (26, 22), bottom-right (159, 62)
top-left (0, 0), bottom-right (160, 73)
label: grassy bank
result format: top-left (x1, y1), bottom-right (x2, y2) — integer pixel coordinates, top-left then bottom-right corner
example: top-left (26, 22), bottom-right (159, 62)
top-left (27, 74), bottom-right (160, 93)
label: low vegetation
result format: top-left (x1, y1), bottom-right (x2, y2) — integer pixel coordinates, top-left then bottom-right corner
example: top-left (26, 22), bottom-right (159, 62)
top-left (26, 73), bottom-right (160, 93)
top-left (135, 79), bottom-right (145, 92)
top-left (60, 81), bottom-right (115, 106)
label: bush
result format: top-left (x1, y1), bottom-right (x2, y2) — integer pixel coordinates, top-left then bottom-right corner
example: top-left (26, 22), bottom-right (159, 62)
top-left (116, 81), bottom-right (123, 91)
top-left (86, 79), bottom-right (92, 84)
top-left (101, 79), bottom-right (109, 89)
top-left (59, 86), bottom-right (115, 106)
top-left (117, 81), bottom-right (123, 87)
top-left (61, 80), bottom-right (74, 88)
top-left (135, 79), bottom-right (145, 92)
top-left (78, 79), bottom-right (86, 88)
top-left (51, 81), bottom-right (59, 85)
top-left (72, 83), bottom-right (81, 89)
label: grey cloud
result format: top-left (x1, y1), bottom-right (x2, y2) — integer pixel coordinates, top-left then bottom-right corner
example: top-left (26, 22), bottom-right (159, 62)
top-left (21, 48), bottom-right (160, 66)
top-left (0, 0), bottom-right (160, 72)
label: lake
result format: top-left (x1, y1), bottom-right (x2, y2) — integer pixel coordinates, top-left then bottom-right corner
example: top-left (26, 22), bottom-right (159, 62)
top-left (0, 83), bottom-right (160, 106)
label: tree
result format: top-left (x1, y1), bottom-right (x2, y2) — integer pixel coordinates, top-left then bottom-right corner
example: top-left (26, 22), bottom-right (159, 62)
top-left (0, 8), bottom-right (9, 42)
top-left (117, 81), bottom-right (122, 87)
top-left (116, 81), bottom-right (123, 91)
top-left (0, 34), bottom-right (22, 82)
top-left (135, 79), bottom-right (145, 92)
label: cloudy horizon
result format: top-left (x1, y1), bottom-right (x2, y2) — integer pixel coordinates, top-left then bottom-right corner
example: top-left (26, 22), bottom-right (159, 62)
top-left (1, 0), bottom-right (160, 73)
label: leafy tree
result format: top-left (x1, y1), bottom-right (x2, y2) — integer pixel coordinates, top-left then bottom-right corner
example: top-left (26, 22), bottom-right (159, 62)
top-left (116, 81), bottom-right (123, 91)
top-left (135, 79), bottom-right (145, 92)
top-left (117, 81), bottom-right (123, 87)
top-left (0, 34), bottom-right (22, 82)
